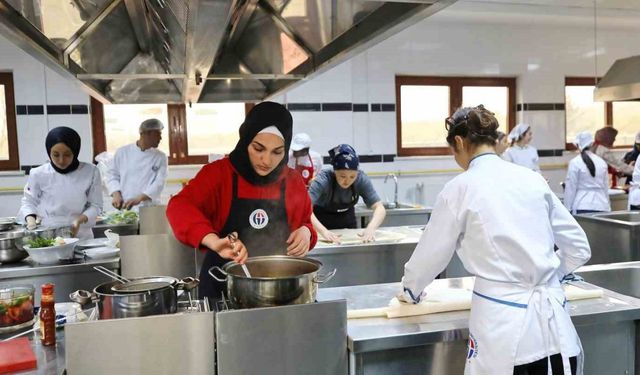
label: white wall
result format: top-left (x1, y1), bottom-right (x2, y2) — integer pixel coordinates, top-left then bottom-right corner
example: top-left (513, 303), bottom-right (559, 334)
top-left (1, 1), bottom-right (639, 217)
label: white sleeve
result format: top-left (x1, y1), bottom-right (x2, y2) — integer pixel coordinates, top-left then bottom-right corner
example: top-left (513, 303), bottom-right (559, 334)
top-left (105, 149), bottom-right (122, 195)
top-left (143, 154), bottom-right (167, 201)
top-left (312, 153), bottom-right (323, 177)
top-left (18, 172), bottom-right (41, 221)
top-left (402, 194), bottom-right (462, 297)
top-left (548, 193), bottom-right (591, 276)
top-left (82, 167), bottom-right (103, 226)
top-left (563, 162), bottom-right (578, 214)
top-left (633, 154), bottom-right (640, 183)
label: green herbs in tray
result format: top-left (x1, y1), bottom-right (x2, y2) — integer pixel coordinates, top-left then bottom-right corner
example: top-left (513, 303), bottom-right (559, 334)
top-left (104, 210), bottom-right (138, 225)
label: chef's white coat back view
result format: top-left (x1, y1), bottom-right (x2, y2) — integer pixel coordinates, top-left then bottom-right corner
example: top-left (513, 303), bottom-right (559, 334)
top-left (403, 154), bottom-right (591, 375)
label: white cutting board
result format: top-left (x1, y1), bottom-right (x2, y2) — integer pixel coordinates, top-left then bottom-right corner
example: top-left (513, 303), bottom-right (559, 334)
top-left (347, 281), bottom-right (603, 319)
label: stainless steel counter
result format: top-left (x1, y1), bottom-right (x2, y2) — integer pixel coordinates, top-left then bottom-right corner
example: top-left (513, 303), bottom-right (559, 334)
top-left (0, 330), bottom-right (66, 375)
top-left (0, 257), bottom-right (120, 302)
top-left (318, 278), bottom-right (640, 375)
top-left (355, 204), bottom-right (431, 228)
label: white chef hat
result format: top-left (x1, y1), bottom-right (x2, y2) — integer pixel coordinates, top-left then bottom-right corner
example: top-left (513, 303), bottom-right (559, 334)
top-left (291, 133), bottom-right (312, 151)
top-left (573, 131), bottom-right (594, 151)
top-left (139, 118), bottom-right (164, 133)
top-left (257, 125), bottom-right (284, 140)
top-left (507, 123), bottom-right (531, 142)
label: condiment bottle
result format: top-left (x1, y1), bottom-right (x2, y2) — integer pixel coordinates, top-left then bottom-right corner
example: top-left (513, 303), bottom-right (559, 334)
top-left (40, 283), bottom-right (56, 346)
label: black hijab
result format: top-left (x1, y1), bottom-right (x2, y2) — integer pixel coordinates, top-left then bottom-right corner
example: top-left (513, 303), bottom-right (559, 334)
top-left (228, 102), bottom-right (293, 185)
top-left (45, 126), bottom-right (81, 174)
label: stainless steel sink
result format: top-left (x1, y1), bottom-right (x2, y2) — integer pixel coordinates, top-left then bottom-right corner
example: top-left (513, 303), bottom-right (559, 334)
top-left (382, 202), bottom-right (417, 209)
top-left (574, 210), bottom-right (640, 264)
top-left (577, 262), bottom-right (640, 298)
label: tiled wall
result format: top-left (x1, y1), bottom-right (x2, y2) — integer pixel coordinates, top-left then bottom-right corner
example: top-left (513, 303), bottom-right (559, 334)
top-left (1, 2), bottom-right (638, 217)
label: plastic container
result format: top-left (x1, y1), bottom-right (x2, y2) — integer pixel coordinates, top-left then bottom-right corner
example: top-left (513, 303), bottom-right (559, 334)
top-left (23, 238), bottom-right (79, 264)
top-left (0, 284), bottom-right (35, 333)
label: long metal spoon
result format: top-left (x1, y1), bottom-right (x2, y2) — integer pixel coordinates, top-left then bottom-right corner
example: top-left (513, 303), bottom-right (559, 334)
top-left (227, 233), bottom-right (251, 277)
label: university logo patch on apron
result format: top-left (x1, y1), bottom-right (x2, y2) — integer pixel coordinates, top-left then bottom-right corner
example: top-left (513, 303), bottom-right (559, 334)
top-left (467, 333), bottom-right (479, 360)
top-left (301, 169), bottom-right (310, 179)
top-left (249, 209), bottom-right (269, 229)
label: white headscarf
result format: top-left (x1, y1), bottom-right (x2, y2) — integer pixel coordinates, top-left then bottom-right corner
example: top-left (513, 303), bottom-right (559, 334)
top-left (257, 125), bottom-right (284, 140)
top-left (507, 123), bottom-right (531, 142)
top-left (574, 131), bottom-right (594, 151)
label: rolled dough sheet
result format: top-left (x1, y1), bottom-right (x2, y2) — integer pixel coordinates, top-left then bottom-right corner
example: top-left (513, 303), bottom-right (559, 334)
top-left (347, 284), bottom-right (603, 319)
top-left (318, 229), bottom-right (406, 245)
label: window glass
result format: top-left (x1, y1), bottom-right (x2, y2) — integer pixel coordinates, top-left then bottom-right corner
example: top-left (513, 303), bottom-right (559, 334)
top-left (400, 85), bottom-right (450, 148)
top-left (612, 102), bottom-right (640, 146)
top-left (103, 104), bottom-right (169, 154)
top-left (185, 103), bottom-right (245, 156)
top-left (0, 85), bottom-right (8, 160)
top-left (462, 86), bottom-right (508, 133)
top-left (565, 86), bottom-right (605, 144)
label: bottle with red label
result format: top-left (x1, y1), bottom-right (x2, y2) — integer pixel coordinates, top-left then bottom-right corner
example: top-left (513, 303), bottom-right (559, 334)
top-left (39, 283), bottom-right (55, 346)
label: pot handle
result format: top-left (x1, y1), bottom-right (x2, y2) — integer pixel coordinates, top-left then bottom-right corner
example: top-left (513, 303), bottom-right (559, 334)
top-left (176, 277), bottom-right (200, 291)
top-left (313, 268), bottom-right (337, 284)
top-left (208, 266), bottom-right (228, 282)
top-left (69, 290), bottom-right (96, 305)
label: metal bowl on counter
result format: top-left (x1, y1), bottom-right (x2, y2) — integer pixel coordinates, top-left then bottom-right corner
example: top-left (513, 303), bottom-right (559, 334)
top-left (209, 255), bottom-right (336, 309)
top-left (70, 276), bottom-right (199, 320)
top-left (0, 217), bottom-right (16, 232)
top-left (0, 226), bottom-right (28, 263)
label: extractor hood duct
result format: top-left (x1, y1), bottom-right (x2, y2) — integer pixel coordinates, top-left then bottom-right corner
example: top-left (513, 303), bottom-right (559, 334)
top-left (595, 55), bottom-right (640, 102)
top-left (0, 0), bottom-right (457, 104)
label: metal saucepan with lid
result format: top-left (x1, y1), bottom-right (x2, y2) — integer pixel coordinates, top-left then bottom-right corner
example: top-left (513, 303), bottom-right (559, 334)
top-left (209, 255), bottom-right (336, 309)
top-left (70, 276), bottom-right (199, 320)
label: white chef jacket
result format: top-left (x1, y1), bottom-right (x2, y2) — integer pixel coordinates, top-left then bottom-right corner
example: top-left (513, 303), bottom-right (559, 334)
top-left (287, 150), bottom-right (323, 175)
top-left (106, 143), bottom-right (167, 206)
top-left (403, 154), bottom-right (590, 371)
top-left (503, 145), bottom-right (540, 172)
top-left (564, 151), bottom-right (610, 214)
top-left (18, 162), bottom-right (103, 239)
top-left (628, 154), bottom-right (640, 207)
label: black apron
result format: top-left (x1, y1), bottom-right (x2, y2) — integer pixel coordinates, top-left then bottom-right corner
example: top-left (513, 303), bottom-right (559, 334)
top-left (313, 175), bottom-right (359, 230)
top-left (199, 173), bottom-right (290, 300)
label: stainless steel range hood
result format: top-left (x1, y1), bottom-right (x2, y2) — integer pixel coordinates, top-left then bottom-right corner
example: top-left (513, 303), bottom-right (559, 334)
top-left (595, 55), bottom-right (640, 102)
top-left (0, 0), bottom-right (456, 104)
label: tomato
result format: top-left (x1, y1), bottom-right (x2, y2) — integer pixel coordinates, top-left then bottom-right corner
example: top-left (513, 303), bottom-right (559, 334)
top-left (0, 313), bottom-right (12, 327)
top-left (21, 300), bottom-right (33, 315)
top-left (7, 307), bottom-right (21, 321)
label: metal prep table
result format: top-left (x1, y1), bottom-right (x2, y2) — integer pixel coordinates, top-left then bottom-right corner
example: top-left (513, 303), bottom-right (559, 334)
top-left (0, 257), bottom-right (120, 303)
top-left (574, 211), bottom-right (640, 264)
top-left (318, 278), bottom-right (640, 375)
top-left (309, 226), bottom-right (468, 287)
top-left (309, 226), bottom-right (421, 288)
top-left (355, 204), bottom-right (431, 228)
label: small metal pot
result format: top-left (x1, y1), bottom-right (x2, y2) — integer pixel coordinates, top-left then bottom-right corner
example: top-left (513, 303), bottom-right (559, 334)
top-left (70, 277), bottom-right (199, 320)
top-left (0, 226), bottom-right (26, 251)
top-left (209, 256), bottom-right (336, 309)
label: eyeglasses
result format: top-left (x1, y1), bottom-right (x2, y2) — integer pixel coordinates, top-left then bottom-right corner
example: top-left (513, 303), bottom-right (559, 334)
top-left (445, 115), bottom-right (468, 132)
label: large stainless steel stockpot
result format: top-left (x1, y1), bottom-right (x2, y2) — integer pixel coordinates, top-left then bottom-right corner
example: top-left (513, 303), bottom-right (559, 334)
top-left (209, 255), bottom-right (336, 309)
top-left (70, 277), bottom-right (199, 320)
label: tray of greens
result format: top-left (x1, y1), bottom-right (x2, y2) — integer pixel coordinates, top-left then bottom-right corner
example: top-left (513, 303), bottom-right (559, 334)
top-left (103, 210), bottom-right (139, 225)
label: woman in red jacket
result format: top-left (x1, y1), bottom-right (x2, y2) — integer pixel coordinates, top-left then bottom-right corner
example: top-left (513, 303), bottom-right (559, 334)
top-left (166, 102), bottom-right (317, 300)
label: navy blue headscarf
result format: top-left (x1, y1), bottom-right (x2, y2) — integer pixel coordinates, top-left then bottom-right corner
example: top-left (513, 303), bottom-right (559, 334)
top-left (329, 144), bottom-right (359, 170)
top-left (45, 126), bottom-right (81, 174)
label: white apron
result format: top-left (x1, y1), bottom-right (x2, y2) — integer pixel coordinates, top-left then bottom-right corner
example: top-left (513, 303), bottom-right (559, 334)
top-left (465, 277), bottom-right (583, 375)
